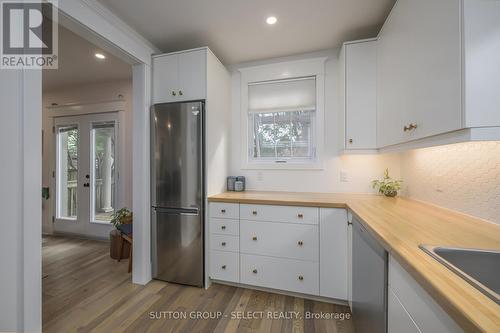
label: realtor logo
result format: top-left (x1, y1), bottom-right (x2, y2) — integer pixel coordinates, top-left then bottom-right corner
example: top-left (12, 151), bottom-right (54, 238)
top-left (1, 0), bottom-right (58, 69)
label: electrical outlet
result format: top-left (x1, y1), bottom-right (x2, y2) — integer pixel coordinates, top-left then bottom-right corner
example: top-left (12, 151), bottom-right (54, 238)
top-left (340, 170), bottom-right (349, 182)
top-left (257, 171), bottom-right (264, 181)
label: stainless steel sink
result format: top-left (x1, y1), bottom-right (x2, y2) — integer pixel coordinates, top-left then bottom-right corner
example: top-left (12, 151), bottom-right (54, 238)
top-left (420, 245), bottom-right (500, 304)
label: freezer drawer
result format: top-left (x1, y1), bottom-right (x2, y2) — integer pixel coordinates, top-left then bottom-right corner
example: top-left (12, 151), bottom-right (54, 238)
top-left (152, 208), bottom-right (203, 287)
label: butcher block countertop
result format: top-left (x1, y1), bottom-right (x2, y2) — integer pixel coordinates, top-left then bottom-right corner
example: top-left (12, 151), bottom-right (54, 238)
top-left (208, 191), bottom-right (500, 332)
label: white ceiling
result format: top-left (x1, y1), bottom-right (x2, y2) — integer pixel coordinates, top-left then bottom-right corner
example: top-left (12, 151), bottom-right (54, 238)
top-left (42, 25), bottom-right (132, 92)
top-left (97, 0), bottom-right (395, 64)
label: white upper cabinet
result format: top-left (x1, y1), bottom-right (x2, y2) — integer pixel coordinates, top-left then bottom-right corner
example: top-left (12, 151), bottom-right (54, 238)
top-left (377, 0), bottom-right (500, 149)
top-left (377, 0), bottom-right (462, 147)
top-left (341, 39), bottom-right (378, 150)
top-left (153, 48), bottom-right (207, 104)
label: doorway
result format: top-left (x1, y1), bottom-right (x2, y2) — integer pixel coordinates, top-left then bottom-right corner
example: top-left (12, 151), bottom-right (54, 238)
top-left (53, 112), bottom-right (120, 237)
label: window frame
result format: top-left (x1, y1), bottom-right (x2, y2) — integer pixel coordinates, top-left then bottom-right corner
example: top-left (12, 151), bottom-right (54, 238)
top-left (239, 57), bottom-right (327, 169)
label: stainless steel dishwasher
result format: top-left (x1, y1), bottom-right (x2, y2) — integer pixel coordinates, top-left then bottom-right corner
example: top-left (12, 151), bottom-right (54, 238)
top-left (352, 216), bottom-right (388, 333)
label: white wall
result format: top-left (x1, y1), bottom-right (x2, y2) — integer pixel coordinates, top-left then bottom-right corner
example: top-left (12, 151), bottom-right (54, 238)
top-left (42, 79), bottom-right (133, 234)
top-left (229, 49), bottom-right (401, 193)
top-left (0, 69), bottom-right (42, 332)
top-left (401, 141), bottom-right (500, 224)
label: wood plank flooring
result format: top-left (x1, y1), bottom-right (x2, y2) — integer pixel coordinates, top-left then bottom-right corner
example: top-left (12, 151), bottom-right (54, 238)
top-left (43, 235), bottom-right (354, 333)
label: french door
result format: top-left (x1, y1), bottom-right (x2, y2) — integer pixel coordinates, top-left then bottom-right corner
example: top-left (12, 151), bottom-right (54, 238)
top-left (53, 113), bottom-right (120, 237)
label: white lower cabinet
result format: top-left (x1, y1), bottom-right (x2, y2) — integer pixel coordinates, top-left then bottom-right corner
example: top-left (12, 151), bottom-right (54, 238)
top-left (388, 255), bottom-right (464, 333)
top-left (240, 220), bottom-right (319, 261)
top-left (240, 254), bottom-right (319, 295)
top-left (210, 251), bottom-right (239, 283)
top-left (319, 208), bottom-right (348, 300)
top-left (208, 202), bottom-right (348, 299)
top-left (388, 288), bottom-right (421, 333)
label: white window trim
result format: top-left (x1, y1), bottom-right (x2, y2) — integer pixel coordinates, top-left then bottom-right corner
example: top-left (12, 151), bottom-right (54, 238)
top-left (239, 57), bottom-right (327, 170)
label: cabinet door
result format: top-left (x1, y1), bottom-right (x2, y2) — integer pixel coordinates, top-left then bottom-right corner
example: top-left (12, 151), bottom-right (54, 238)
top-left (388, 288), bottom-right (422, 333)
top-left (178, 49), bottom-right (207, 101)
top-left (377, 0), bottom-right (462, 147)
top-left (153, 54), bottom-right (179, 104)
top-left (345, 41), bottom-right (377, 149)
top-left (319, 208), bottom-right (348, 300)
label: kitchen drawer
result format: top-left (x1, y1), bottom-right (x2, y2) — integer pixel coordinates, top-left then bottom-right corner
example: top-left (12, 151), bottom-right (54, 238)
top-left (210, 218), bottom-right (239, 236)
top-left (210, 250), bottom-right (239, 283)
top-left (210, 234), bottom-right (239, 252)
top-left (389, 256), bottom-right (464, 333)
top-left (240, 220), bottom-right (319, 261)
top-left (209, 202), bottom-right (239, 219)
top-left (388, 288), bottom-right (421, 333)
top-left (240, 204), bottom-right (318, 225)
top-left (240, 254), bottom-right (319, 295)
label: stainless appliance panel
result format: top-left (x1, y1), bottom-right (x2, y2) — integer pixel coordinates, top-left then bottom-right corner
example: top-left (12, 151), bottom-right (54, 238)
top-left (152, 208), bottom-right (203, 287)
top-left (352, 217), bottom-right (387, 333)
top-left (151, 101), bottom-right (203, 209)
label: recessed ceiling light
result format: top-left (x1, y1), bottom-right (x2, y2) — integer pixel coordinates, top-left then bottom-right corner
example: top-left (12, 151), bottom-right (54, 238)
top-left (266, 16), bottom-right (277, 25)
top-left (95, 53), bottom-right (106, 60)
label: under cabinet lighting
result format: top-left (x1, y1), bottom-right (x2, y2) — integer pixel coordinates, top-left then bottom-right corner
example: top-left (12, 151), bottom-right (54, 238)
top-left (95, 53), bottom-right (106, 60)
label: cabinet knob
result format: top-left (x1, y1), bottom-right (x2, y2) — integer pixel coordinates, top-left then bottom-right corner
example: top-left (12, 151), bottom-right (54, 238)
top-left (298, 275), bottom-right (304, 281)
top-left (221, 242), bottom-right (226, 246)
top-left (252, 236), bottom-right (257, 241)
top-left (252, 269), bottom-right (258, 274)
top-left (178, 90), bottom-right (183, 96)
top-left (297, 213), bottom-right (303, 218)
top-left (171, 91), bottom-right (176, 96)
top-left (252, 210), bottom-right (258, 215)
top-left (298, 240), bottom-right (304, 246)
top-left (221, 265), bottom-right (226, 270)
top-left (221, 225), bottom-right (226, 230)
top-left (221, 209), bottom-right (226, 213)
top-left (404, 123), bottom-right (418, 132)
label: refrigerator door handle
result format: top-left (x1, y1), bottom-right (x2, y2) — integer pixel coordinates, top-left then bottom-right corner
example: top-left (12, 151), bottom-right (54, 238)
top-left (153, 207), bottom-right (200, 216)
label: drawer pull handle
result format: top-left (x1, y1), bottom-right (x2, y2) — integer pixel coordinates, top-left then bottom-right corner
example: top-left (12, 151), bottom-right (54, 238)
top-left (298, 275), bottom-right (304, 281)
top-left (298, 240), bottom-right (303, 246)
top-left (221, 225), bottom-right (226, 230)
top-left (221, 242), bottom-right (226, 246)
top-left (252, 269), bottom-right (258, 274)
top-left (252, 210), bottom-right (258, 215)
top-left (252, 236), bottom-right (257, 241)
top-left (297, 213), bottom-right (303, 218)
top-left (221, 265), bottom-right (226, 270)
top-left (221, 209), bottom-right (226, 213)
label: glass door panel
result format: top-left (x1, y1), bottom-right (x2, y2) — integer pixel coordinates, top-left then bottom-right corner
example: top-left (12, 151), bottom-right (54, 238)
top-left (56, 125), bottom-right (79, 220)
top-left (91, 121), bottom-right (117, 223)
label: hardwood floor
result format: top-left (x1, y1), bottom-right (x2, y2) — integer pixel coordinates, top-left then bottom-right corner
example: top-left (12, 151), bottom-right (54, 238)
top-left (43, 235), bottom-right (354, 333)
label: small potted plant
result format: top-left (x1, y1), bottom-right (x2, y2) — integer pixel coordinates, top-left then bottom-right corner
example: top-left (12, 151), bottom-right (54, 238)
top-left (110, 207), bottom-right (133, 228)
top-left (109, 208), bottom-right (132, 259)
top-left (371, 168), bottom-right (403, 197)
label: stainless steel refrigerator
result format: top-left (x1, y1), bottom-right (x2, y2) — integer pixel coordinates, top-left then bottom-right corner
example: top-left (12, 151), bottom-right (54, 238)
top-left (151, 101), bottom-right (204, 287)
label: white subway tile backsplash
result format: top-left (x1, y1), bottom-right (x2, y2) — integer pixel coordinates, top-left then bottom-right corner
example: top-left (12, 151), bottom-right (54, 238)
top-left (401, 142), bottom-right (500, 224)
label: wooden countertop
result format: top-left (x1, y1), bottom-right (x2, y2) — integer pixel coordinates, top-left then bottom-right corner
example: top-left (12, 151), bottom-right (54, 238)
top-left (208, 191), bottom-right (500, 332)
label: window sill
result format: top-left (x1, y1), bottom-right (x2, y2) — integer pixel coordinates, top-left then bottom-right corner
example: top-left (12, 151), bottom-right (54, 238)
top-left (242, 161), bottom-right (324, 170)
top-left (90, 220), bottom-right (114, 226)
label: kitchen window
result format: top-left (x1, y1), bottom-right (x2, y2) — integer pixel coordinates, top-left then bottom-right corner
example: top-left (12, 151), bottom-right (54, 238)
top-left (247, 77), bottom-right (318, 164)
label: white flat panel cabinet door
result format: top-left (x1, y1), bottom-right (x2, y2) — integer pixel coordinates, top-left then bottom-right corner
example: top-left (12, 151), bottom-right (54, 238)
top-left (377, 0), bottom-right (462, 147)
top-left (388, 289), bottom-right (422, 333)
top-left (319, 208), bottom-right (348, 300)
top-left (178, 49), bottom-right (207, 101)
top-left (345, 40), bottom-right (377, 149)
top-left (153, 54), bottom-right (179, 104)
top-left (347, 211), bottom-right (353, 310)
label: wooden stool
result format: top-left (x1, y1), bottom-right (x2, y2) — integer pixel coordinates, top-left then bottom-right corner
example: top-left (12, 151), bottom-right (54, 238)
top-left (118, 233), bottom-right (133, 273)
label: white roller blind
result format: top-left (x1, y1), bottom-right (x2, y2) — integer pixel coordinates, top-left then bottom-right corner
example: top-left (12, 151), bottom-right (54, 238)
top-left (248, 77), bottom-right (316, 113)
